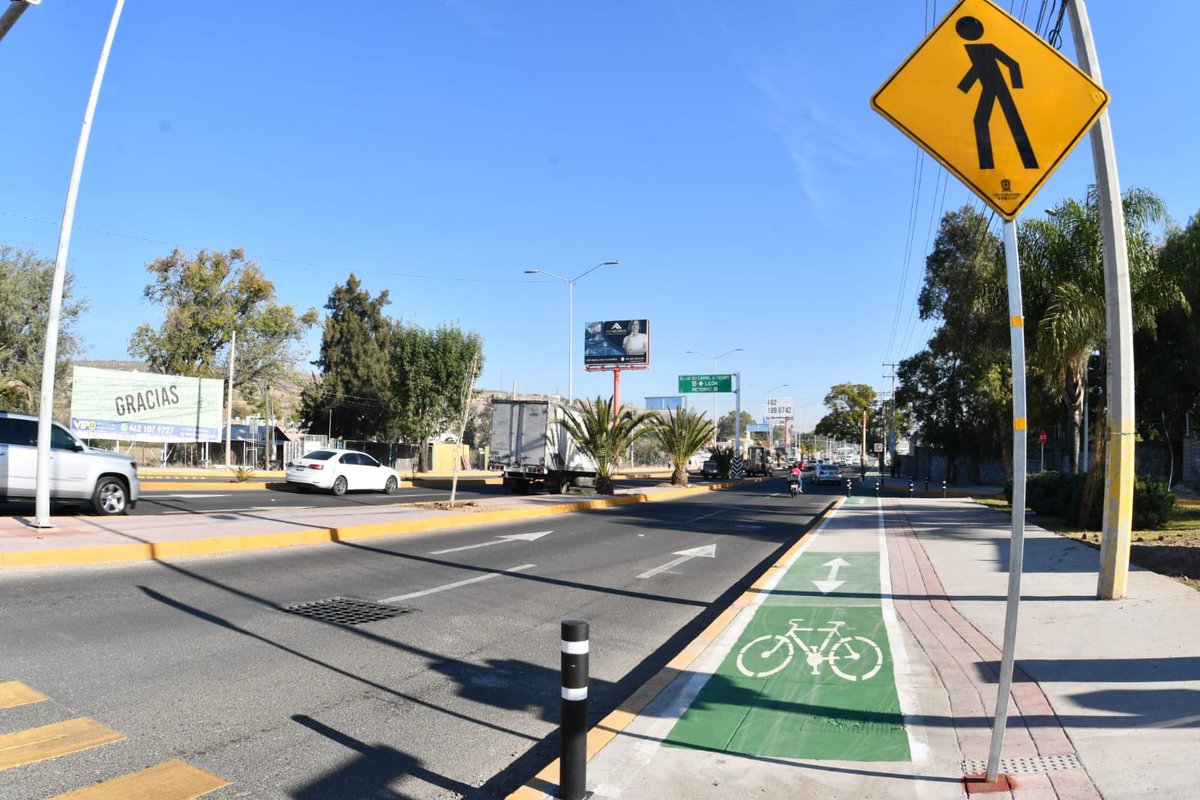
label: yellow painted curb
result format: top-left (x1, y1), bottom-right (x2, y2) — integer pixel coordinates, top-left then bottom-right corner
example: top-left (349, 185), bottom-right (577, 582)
top-left (505, 495), bottom-right (842, 800)
top-left (140, 481), bottom-right (290, 492)
top-left (0, 478), bottom-right (772, 569)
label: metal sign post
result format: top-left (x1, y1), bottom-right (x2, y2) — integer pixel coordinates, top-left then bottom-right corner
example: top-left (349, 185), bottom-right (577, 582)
top-left (986, 219), bottom-right (1028, 783)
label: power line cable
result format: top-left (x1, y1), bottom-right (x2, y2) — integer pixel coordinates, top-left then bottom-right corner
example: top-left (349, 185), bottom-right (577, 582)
top-left (0, 209), bottom-right (544, 285)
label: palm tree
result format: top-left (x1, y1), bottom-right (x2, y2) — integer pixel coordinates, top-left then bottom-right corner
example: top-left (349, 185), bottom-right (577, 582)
top-left (1021, 187), bottom-right (1182, 473)
top-left (555, 397), bottom-right (651, 494)
top-left (648, 407), bottom-right (715, 487)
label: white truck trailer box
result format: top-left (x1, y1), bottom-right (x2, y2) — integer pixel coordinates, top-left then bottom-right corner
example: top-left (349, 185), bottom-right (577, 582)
top-left (489, 399), bottom-right (599, 494)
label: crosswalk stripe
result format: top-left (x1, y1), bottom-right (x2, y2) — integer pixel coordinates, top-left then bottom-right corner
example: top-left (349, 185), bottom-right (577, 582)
top-left (0, 718), bottom-right (125, 771)
top-left (48, 759), bottom-right (231, 799)
top-left (0, 681), bottom-right (48, 709)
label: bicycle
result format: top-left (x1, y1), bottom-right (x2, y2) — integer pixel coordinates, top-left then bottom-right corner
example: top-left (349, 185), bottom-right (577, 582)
top-left (736, 618), bottom-right (883, 681)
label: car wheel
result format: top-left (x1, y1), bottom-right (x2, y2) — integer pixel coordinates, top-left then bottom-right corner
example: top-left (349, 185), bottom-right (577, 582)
top-left (92, 477), bottom-right (129, 516)
top-left (383, 476), bottom-right (399, 495)
top-left (331, 476), bottom-right (348, 496)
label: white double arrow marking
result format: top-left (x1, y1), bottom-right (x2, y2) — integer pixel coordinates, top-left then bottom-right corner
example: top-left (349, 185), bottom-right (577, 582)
top-left (813, 557), bottom-right (851, 594)
top-left (637, 544), bottom-right (717, 580)
top-left (430, 530), bottom-right (553, 555)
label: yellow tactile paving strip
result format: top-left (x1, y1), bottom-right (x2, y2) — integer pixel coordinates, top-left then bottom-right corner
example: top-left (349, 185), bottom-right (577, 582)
top-left (0, 718), bottom-right (126, 771)
top-left (48, 759), bottom-right (230, 799)
top-left (0, 680), bottom-right (48, 709)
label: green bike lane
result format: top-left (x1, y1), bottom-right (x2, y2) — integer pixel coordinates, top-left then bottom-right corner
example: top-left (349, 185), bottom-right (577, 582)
top-left (665, 496), bottom-right (912, 762)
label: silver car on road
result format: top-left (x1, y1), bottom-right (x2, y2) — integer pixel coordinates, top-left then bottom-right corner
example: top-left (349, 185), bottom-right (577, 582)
top-left (0, 411), bottom-right (140, 515)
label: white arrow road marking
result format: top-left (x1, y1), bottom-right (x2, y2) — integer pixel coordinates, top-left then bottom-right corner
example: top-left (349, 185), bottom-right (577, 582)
top-left (814, 557), bottom-right (851, 594)
top-left (637, 544), bottom-right (717, 580)
top-left (429, 530), bottom-right (553, 555)
top-left (380, 564), bottom-right (535, 603)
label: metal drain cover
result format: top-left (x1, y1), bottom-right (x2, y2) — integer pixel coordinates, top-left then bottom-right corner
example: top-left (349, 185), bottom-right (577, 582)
top-left (282, 597), bottom-right (416, 625)
top-left (962, 753), bottom-right (1083, 775)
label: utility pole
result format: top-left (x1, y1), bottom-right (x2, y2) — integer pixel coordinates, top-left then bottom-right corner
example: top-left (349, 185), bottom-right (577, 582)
top-left (1066, 0), bottom-right (1135, 601)
top-left (224, 329), bottom-right (236, 468)
top-left (883, 363), bottom-right (899, 467)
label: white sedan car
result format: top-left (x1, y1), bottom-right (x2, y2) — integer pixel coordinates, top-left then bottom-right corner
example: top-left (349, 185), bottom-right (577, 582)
top-left (812, 464), bottom-right (843, 485)
top-left (286, 449), bottom-right (401, 496)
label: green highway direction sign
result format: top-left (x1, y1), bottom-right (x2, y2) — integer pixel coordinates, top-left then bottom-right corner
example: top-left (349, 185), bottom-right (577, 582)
top-left (679, 374), bottom-right (733, 393)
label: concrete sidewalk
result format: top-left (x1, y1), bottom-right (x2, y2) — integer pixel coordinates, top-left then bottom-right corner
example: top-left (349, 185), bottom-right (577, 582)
top-left (510, 498), bottom-right (1200, 799)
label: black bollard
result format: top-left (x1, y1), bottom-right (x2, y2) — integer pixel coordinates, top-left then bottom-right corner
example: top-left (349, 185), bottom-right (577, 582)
top-left (942, 479), bottom-right (947, 498)
top-left (846, 479), bottom-right (852, 498)
top-left (924, 475), bottom-right (930, 492)
top-left (560, 620), bottom-right (589, 800)
top-left (875, 481), bottom-right (881, 498)
top-left (908, 480), bottom-right (914, 497)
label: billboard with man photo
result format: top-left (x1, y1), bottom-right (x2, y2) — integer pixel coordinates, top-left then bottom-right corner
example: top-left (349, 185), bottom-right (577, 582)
top-left (584, 319), bottom-right (650, 368)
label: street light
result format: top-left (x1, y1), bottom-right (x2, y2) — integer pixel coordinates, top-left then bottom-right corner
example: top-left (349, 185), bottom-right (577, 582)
top-left (686, 348), bottom-right (742, 440)
top-left (525, 260), bottom-right (619, 403)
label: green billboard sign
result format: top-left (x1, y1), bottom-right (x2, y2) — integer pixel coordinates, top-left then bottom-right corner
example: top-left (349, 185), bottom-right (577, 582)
top-left (678, 374), bottom-right (733, 393)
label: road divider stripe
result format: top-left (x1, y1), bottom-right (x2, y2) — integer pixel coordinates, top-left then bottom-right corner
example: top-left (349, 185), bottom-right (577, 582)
top-left (0, 680), bottom-right (47, 708)
top-left (379, 564), bottom-right (535, 603)
top-left (0, 718), bottom-right (125, 771)
top-left (48, 759), bottom-right (230, 799)
top-left (506, 496), bottom-right (842, 800)
top-left (1, 478), bottom-right (771, 569)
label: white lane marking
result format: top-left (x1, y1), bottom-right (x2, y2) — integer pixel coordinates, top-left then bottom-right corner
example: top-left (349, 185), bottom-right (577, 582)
top-left (637, 544), bottom-right (717, 580)
top-left (379, 564), bottom-right (535, 603)
top-left (686, 509), bottom-right (725, 524)
top-left (148, 493), bottom-right (232, 499)
top-left (877, 499), bottom-right (929, 761)
top-left (429, 530), bottom-right (553, 555)
top-left (813, 556), bottom-right (851, 594)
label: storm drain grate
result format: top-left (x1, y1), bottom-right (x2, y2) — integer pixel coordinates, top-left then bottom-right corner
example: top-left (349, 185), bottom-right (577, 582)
top-left (281, 597), bottom-right (416, 626)
top-left (962, 753), bottom-right (1083, 775)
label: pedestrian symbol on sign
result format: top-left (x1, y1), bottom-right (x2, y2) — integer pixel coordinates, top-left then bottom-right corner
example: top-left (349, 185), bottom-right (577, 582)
top-left (956, 15), bottom-right (1038, 170)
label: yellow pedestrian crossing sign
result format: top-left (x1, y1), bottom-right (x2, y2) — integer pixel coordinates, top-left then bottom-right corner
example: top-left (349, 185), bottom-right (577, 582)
top-left (871, 0), bottom-right (1108, 220)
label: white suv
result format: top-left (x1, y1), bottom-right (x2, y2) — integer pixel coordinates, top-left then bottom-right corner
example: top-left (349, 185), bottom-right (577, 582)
top-left (0, 411), bottom-right (140, 515)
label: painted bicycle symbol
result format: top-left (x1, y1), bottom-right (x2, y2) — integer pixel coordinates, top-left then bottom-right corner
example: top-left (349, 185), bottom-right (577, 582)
top-left (736, 618), bottom-right (884, 681)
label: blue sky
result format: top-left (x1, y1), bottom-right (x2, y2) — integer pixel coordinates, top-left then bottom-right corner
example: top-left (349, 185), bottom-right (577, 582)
top-left (1, 1), bottom-right (1195, 430)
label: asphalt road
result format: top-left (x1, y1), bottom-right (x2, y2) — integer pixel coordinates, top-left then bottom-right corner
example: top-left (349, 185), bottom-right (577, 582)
top-left (0, 478), bottom-right (673, 517)
top-left (0, 479), bottom-right (837, 799)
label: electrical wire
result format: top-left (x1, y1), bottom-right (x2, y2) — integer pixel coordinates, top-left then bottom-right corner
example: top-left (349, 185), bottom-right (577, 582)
top-left (0, 209), bottom-right (544, 285)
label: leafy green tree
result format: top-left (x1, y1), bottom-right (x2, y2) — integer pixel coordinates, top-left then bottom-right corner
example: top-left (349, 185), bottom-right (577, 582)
top-left (391, 322), bottom-right (484, 471)
top-left (716, 410), bottom-right (755, 441)
top-left (0, 245), bottom-right (86, 412)
top-left (1136, 212), bottom-right (1200, 464)
top-left (128, 248), bottom-right (318, 388)
top-left (649, 407), bottom-right (715, 486)
top-left (908, 205), bottom-right (1017, 478)
top-left (300, 275), bottom-right (395, 440)
top-left (1020, 189), bottom-right (1179, 473)
top-left (814, 383), bottom-right (877, 445)
top-left (554, 396), bottom-right (652, 494)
